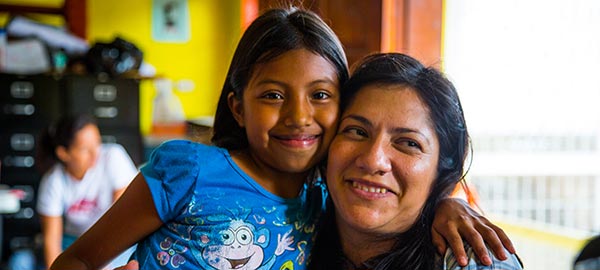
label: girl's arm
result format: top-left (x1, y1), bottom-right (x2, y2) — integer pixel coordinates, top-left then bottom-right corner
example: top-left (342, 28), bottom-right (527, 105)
top-left (50, 173), bottom-right (164, 270)
top-left (432, 198), bottom-right (516, 267)
top-left (40, 215), bottom-right (63, 268)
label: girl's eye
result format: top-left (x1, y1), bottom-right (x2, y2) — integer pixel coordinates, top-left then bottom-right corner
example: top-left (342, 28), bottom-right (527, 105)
top-left (262, 92), bottom-right (283, 99)
top-left (312, 91), bottom-right (331, 100)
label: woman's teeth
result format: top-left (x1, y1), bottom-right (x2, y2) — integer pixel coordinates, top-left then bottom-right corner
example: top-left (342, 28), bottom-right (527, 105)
top-left (352, 181), bottom-right (388, 194)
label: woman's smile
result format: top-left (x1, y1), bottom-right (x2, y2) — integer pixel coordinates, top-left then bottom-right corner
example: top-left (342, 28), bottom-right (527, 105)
top-left (347, 179), bottom-right (395, 198)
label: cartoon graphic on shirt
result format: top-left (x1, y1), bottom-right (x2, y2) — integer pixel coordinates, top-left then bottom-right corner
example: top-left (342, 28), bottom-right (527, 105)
top-left (191, 208), bottom-right (295, 270)
top-left (280, 260), bottom-right (294, 270)
top-left (157, 237), bottom-right (188, 268)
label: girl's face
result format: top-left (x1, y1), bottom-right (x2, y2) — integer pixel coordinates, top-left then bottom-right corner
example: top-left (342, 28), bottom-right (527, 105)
top-left (57, 123), bottom-right (102, 179)
top-left (326, 85), bottom-right (439, 239)
top-left (230, 48), bottom-right (340, 175)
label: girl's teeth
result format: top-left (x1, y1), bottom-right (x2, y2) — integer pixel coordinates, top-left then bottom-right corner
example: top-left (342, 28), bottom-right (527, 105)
top-left (352, 181), bottom-right (387, 194)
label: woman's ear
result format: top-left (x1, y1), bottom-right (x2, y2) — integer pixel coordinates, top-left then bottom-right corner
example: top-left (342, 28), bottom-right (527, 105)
top-left (228, 92), bottom-right (245, 127)
top-left (55, 146), bottom-right (69, 163)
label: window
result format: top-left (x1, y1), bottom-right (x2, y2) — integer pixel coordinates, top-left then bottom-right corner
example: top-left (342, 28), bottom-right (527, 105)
top-left (444, 1), bottom-right (600, 269)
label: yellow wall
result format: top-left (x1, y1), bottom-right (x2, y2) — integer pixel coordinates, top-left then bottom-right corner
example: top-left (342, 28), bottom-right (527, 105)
top-left (88, 0), bottom-right (241, 134)
top-left (1, 0), bottom-right (242, 134)
top-left (0, 0), bottom-right (64, 27)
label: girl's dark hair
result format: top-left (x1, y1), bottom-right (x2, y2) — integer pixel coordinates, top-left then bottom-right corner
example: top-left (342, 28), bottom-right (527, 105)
top-left (36, 114), bottom-right (98, 174)
top-left (310, 53), bottom-right (470, 270)
top-left (211, 7), bottom-right (349, 150)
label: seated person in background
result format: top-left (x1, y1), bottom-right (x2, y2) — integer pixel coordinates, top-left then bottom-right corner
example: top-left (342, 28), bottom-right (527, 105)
top-left (36, 114), bottom-right (138, 269)
top-left (309, 53), bottom-right (524, 269)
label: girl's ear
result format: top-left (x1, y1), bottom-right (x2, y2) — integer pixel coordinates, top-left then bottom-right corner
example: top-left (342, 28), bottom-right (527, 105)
top-left (55, 146), bottom-right (70, 163)
top-left (228, 92), bottom-right (245, 127)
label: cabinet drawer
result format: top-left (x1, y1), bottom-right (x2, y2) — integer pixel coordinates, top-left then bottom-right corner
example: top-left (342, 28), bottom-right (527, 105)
top-left (0, 74), bottom-right (63, 127)
top-left (0, 129), bottom-right (38, 173)
top-left (63, 75), bottom-right (140, 128)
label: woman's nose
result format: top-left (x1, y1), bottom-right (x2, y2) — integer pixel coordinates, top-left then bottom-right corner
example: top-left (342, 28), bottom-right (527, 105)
top-left (356, 138), bottom-right (392, 176)
top-left (284, 97), bottom-right (313, 128)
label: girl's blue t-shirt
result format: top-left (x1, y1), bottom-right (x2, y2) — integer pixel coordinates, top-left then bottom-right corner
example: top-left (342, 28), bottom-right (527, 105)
top-left (133, 140), bottom-right (327, 270)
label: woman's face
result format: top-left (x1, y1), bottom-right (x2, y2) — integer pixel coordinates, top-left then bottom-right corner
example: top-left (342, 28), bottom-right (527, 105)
top-left (326, 85), bottom-right (439, 237)
top-left (57, 123), bottom-right (101, 179)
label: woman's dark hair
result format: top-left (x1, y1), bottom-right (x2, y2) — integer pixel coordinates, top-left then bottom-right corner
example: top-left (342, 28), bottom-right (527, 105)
top-left (211, 7), bottom-right (349, 150)
top-left (36, 114), bottom-right (98, 174)
top-left (310, 53), bottom-right (470, 270)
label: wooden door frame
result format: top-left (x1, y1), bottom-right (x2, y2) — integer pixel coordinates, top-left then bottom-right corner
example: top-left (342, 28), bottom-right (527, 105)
top-left (242, 0), bottom-right (442, 66)
top-left (382, 0), bottom-right (442, 67)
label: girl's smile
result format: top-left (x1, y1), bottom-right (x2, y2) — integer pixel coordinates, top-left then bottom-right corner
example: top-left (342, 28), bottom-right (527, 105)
top-left (272, 133), bottom-right (320, 149)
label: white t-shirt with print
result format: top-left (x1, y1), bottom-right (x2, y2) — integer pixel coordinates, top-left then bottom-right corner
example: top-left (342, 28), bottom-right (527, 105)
top-left (37, 143), bottom-right (137, 236)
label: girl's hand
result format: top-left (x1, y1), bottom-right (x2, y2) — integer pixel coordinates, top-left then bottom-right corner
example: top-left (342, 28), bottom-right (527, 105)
top-left (432, 197), bottom-right (516, 266)
top-left (113, 260), bottom-right (139, 270)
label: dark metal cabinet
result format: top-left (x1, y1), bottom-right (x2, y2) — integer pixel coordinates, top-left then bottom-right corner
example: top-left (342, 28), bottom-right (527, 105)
top-left (0, 73), bottom-right (142, 264)
top-left (0, 74), bottom-right (61, 264)
top-left (61, 75), bottom-right (143, 165)
top-left (0, 74), bottom-right (63, 128)
top-left (62, 75), bottom-right (140, 129)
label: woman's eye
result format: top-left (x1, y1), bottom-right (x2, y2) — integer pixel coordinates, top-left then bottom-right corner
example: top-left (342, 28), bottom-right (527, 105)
top-left (397, 140), bottom-right (422, 151)
top-left (342, 127), bottom-right (368, 138)
top-left (312, 91), bottom-right (331, 100)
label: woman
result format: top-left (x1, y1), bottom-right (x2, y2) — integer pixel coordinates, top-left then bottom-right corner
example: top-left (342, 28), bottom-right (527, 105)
top-left (36, 114), bottom-right (137, 269)
top-left (309, 53), bottom-right (523, 269)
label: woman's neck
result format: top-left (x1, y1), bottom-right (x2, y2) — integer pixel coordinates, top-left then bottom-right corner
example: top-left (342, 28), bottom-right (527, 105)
top-left (336, 219), bottom-right (398, 266)
top-left (65, 166), bottom-right (86, 180)
top-left (230, 150), bottom-right (307, 198)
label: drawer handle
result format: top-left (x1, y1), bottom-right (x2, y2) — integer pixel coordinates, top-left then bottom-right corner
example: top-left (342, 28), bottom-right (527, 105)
top-left (3, 104), bottom-right (35, 116)
top-left (94, 84), bottom-right (117, 102)
top-left (10, 133), bottom-right (35, 151)
top-left (94, 106), bottom-right (118, 118)
top-left (2, 155), bottom-right (35, 168)
top-left (10, 81), bottom-right (34, 99)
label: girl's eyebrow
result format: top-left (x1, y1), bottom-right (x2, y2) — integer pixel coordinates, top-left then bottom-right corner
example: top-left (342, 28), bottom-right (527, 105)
top-left (308, 78), bottom-right (338, 86)
top-left (256, 78), bottom-right (337, 87)
top-left (255, 79), bottom-right (286, 89)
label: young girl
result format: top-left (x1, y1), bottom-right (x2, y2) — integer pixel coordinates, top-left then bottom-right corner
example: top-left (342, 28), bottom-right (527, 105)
top-left (51, 7), bottom-right (513, 270)
top-left (36, 114), bottom-right (137, 269)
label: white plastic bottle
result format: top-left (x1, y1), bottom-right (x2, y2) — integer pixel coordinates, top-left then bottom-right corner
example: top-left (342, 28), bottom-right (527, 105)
top-left (151, 78), bottom-right (186, 135)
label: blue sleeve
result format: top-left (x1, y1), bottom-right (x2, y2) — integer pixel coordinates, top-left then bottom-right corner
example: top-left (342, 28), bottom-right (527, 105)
top-left (140, 140), bottom-right (201, 222)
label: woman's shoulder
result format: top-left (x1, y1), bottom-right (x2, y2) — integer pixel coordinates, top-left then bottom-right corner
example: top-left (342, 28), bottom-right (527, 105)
top-left (40, 164), bottom-right (65, 184)
top-left (99, 143), bottom-right (131, 158)
top-left (439, 244), bottom-right (523, 270)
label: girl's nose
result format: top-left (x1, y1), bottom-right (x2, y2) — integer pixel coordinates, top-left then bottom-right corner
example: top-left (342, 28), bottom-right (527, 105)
top-left (284, 97), bottom-right (313, 128)
top-left (356, 138), bottom-right (392, 176)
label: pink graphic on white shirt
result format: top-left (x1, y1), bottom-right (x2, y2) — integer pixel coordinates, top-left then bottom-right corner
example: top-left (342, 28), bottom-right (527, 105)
top-left (67, 198), bottom-right (99, 214)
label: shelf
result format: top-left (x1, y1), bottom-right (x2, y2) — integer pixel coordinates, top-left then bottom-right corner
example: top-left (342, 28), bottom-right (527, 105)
top-left (0, 0), bottom-right (86, 39)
